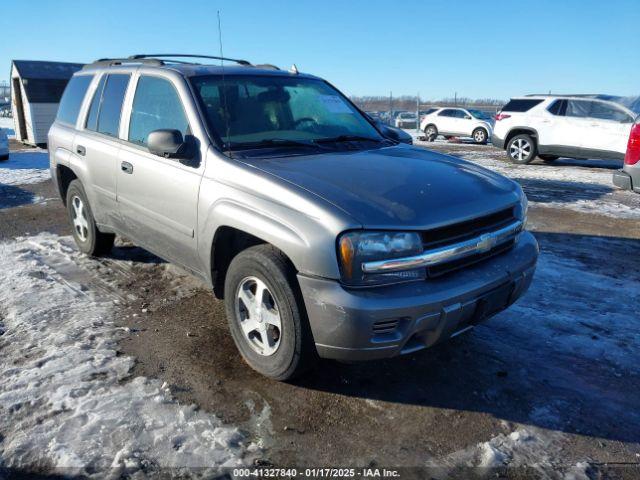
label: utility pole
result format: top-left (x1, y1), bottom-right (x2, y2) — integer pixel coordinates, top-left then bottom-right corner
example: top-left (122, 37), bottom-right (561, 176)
top-left (454, 91), bottom-right (457, 106)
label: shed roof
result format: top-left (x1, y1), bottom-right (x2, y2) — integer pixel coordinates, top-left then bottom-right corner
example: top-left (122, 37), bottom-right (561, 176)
top-left (12, 60), bottom-right (84, 80)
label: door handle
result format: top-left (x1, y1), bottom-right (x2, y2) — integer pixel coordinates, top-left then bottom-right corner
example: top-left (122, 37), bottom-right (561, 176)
top-left (121, 161), bottom-right (134, 174)
top-left (76, 145), bottom-right (86, 156)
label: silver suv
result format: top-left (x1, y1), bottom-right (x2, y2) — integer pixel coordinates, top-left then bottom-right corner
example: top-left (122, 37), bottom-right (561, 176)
top-left (49, 54), bottom-right (538, 380)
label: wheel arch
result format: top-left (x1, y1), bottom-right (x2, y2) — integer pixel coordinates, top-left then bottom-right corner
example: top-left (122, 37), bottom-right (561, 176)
top-left (504, 127), bottom-right (539, 149)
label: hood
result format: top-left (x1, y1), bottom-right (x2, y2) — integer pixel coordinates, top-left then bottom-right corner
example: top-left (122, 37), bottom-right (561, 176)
top-left (241, 145), bottom-right (521, 229)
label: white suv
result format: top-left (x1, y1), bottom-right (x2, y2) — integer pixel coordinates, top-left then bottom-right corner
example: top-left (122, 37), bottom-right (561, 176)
top-left (492, 95), bottom-right (638, 164)
top-left (420, 107), bottom-right (494, 144)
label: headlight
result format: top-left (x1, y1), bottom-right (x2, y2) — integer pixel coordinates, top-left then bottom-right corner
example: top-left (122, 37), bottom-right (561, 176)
top-left (516, 191), bottom-right (529, 225)
top-left (337, 231), bottom-right (424, 286)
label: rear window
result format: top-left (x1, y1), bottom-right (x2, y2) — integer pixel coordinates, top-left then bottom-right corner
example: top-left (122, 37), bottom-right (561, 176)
top-left (56, 75), bottom-right (93, 125)
top-left (501, 99), bottom-right (544, 112)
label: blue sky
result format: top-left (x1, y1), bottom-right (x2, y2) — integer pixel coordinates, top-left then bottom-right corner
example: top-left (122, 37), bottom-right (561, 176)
top-left (1, 0), bottom-right (638, 100)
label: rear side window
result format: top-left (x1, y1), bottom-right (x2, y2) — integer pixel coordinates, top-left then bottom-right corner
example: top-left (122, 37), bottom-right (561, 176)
top-left (547, 99), bottom-right (567, 116)
top-left (128, 76), bottom-right (189, 146)
top-left (438, 109), bottom-right (455, 117)
top-left (94, 74), bottom-right (130, 137)
top-left (56, 75), bottom-right (93, 125)
top-left (565, 100), bottom-right (591, 118)
top-left (501, 99), bottom-right (543, 112)
top-left (85, 75), bottom-right (107, 131)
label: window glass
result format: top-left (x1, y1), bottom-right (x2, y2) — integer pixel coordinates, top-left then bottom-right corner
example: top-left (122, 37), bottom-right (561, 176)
top-left (129, 76), bottom-right (189, 146)
top-left (95, 74), bottom-right (130, 137)
top-left (547, 99), bottom-right (566, 116)
top-left (85, 75), bottom-right (106, 131)
top-left (565, 100), bottom-right (591, 118)
top-left (56, 75), bottom-right (93, 125)
top-left (190, 75), bottom-right (381, 148)
top-left (453, 110), bottom-right (468, 118)
top-left (589, 102), bottom-right (633, 123)
top-left (501, 99), bottom-right (544, 112)
top-left (438, 109), bottom-right (454, 117)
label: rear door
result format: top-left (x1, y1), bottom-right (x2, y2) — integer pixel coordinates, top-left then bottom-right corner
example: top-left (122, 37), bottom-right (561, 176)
top-left (73, 72), bottom-right (131, 225)
top-left (116, 73), bottom-right (205, 272)
top-left (436, 109), bottom-right (457, 134)
top-left (541, 99), bottom-right (591, 157)
top-left (582, 101), bottom-right (634, 159)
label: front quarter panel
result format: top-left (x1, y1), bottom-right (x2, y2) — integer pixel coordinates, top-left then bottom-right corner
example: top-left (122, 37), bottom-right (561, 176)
top-left (197, 148), bottom-right (362, 282)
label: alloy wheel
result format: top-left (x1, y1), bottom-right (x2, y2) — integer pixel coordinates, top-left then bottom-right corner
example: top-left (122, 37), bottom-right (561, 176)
top-left (510, 138), bottom-right (531, 162)
top-left (235, 276), bottom-right (282, 356)
top-left (71, 195), bottom-right (89, 242)
top-left (474, 130), bottom-right (486, 143)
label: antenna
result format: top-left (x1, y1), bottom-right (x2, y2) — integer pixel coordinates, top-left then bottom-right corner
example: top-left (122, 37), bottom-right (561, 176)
top-left (217, 10), bottom-right (231, 151)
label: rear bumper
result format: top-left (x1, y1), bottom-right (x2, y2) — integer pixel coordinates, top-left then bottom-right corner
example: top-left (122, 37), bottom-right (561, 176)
top-left (491, 135), bottom-right (505, 149)
top-left (298, 231), bottom-right (538, 361)
top-left (613, 167), bottom-right (639, 193)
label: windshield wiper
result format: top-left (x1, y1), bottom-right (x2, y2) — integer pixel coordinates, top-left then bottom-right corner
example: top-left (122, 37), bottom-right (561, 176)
top-left (313, 135), bottom-right (383, 144)
top-left (226, 138), bottom-right (321, 151)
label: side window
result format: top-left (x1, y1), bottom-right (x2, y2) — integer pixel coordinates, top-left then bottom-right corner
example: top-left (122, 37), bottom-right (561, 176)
top-left (589, 102), bottom-right (633, 123)
top-left (129, 76), bottom-right (189, 146)
top-left (85, 75), bottom-right (106, 131)
top-left (565, 100), bottom-right (591, 118)
top-left (454, 110), bottom-right (468, 118)
top-left (96, 74), bottom-right (130, 137)
top-left (56, 75), bottom-right (93, 125)
top-left (547, 99), bottom-right (566, 116)
top-left (438, 109), bottom-right (453, 117)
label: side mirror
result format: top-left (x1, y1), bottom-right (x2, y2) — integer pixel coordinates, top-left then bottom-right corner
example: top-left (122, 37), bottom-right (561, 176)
top-left (376, 122), bottom-right (413, 145)
top-left (147, 129), bottom-right (192, 159)
top-left (465, 115), bottom-right (472, 120)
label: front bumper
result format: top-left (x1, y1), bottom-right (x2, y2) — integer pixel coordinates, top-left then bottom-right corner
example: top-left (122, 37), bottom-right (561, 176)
top-left (298, 231), bottom-right (538, 361)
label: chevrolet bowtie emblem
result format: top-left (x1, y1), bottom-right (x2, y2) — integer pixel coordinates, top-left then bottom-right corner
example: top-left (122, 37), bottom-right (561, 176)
top-left (476, 233), bottom-right (497, 253)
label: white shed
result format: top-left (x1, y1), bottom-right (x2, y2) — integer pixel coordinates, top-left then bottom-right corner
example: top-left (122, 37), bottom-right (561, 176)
top-left (11, 60), bottom-right (84, 146)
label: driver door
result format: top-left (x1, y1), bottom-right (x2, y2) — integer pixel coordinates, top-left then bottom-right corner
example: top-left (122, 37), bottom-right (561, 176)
top-left (116, 74), bottom-right (205, 272)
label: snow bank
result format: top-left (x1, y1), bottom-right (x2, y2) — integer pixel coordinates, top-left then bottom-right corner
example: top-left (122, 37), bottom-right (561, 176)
top-left (0, 233), bottom-right (253, 477)
top-left (0, 151), bottom-right (50, 186)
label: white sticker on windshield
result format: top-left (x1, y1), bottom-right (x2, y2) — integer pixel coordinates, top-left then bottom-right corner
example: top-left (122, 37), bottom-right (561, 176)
top-left (319, 95), bottom-right (353, 114)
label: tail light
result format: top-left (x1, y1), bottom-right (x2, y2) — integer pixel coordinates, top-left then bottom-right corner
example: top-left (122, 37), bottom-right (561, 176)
top-left (624, 121), bottom-right (640, 165)
top-left (495, 113), bottom-right (511, 121)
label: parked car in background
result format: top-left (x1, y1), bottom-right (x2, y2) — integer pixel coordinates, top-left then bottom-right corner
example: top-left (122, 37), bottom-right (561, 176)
top-left (395, 112), bottom-right (418, 128)
top-left (492, 95), bottom-right (638, 164)
top-left (420, 107), bottom-right (493, 144)
top-left (48, 54), bottom-right (536, 381)
top-left (0, 128), bottom-right (9, 160)
top-left (613, 117), bottom-right (640, 193)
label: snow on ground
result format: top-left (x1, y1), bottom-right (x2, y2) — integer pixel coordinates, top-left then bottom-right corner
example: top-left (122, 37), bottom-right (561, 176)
top-left (0, 150), bottom-right (50, 186)
top-left (0, 234), bottom-right (255, 477)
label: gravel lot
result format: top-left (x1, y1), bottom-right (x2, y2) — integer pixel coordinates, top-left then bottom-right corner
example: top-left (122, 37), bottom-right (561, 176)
top-left (1, 138), bottom-right (639, 479)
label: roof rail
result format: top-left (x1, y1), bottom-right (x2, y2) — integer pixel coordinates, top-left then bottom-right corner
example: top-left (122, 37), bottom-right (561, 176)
top-left (128, 54), bottom-right (252, 66)
top-left (83, 58), bottom-right (165, 69)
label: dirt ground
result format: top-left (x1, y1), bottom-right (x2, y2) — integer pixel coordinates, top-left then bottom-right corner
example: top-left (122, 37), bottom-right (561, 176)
top-left (1, 139), bottom-right (639, 479)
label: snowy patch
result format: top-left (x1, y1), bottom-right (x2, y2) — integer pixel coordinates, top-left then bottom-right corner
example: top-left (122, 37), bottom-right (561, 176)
top-left (0, 233), bottom-right (254, 477)
top-left (0, 150), bottom-right (50, 186)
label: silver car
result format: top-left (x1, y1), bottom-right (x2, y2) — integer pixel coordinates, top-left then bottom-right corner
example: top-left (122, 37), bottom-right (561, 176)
top-left (48, 54), bottom-right (538, 380)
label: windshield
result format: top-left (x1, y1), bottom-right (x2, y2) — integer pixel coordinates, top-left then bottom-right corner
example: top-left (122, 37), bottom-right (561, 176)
top-left (190, 75), bottom-right (383, 152)
top-left (468, 109), bottom-right (493, 120)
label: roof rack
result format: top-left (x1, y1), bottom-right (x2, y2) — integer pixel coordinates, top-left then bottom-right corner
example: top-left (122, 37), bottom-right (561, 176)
top-left (83, 54), bottom-right (253, 70)
top-left (129, 54), bottom-right (252, 66)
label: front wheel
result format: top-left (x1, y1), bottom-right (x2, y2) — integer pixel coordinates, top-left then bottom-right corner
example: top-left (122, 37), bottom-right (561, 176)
top-left (507, 134), bottom-right (537, 164)
top-left (472, 128), bottom-right (488, 144)
top-left (66, 180), bottom-right (115, 255)
top-left (224, 244), bottom-right (317, 381)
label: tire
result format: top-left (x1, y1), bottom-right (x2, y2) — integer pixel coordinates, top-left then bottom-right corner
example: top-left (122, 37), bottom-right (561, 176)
top-left (506, 134), bottom-right (537, 164)
top-left (224, 244), bottom-right (317, 381)
top-left (0, 154), bottom-right (8, 161)
top-left (539, 154), bottom-right (559, 163)
top-left (66, 180), bottom-right (115, 255)
top-left (472, 128), bottom-right (488, 144)
top-left (424, 124), bottom-right (438, 142)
